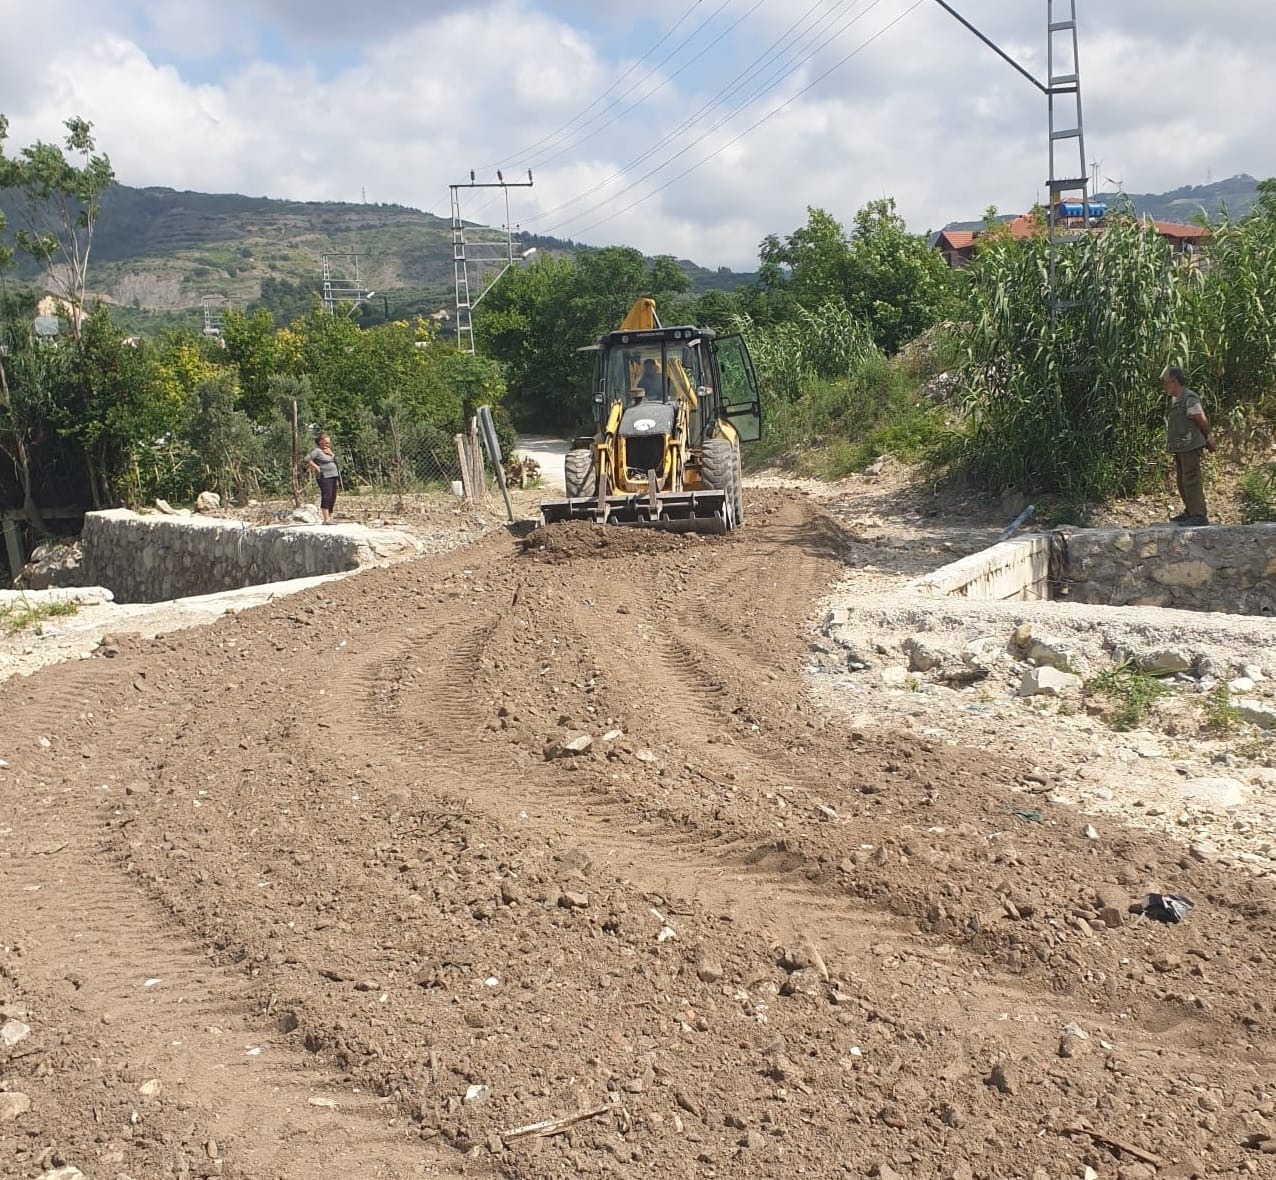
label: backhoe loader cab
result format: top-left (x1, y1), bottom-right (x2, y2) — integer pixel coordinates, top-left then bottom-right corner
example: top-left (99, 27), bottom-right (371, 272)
top-left (541, 299), bottom-right (763, 533)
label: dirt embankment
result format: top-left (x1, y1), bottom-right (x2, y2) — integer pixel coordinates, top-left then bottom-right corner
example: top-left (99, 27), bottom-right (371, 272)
top-left (1, 489), bottom-right (1273, 1179)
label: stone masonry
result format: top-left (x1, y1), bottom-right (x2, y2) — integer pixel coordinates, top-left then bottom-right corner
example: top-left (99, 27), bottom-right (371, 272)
top-left (1056, 523), bottom-right (1276, 615)
top-left (81, 509), bottom-right (423, 603)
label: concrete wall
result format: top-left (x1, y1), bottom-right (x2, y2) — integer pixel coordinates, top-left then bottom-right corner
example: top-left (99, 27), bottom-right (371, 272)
top-left (1057, 523), bottom-right (1276, 615)
top-left (81, 509), bottom-right (423, 604)
top-left (907, 535), bottom-right (1050, 601)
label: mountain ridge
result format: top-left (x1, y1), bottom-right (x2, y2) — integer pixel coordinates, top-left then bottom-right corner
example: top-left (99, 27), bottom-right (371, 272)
top-left (2, 173), bottom-right (1266, 331)
top-left (0, 182), bottom-right (755, 325)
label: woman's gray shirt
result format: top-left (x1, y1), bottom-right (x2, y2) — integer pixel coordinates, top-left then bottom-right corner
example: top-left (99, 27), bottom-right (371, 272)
top-left (306, 447), bottom-right (339, 478)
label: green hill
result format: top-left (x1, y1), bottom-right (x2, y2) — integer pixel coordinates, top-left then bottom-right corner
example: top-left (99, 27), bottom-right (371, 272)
top-left (0, 184), bottom-right (755, 333)
top-left (0, 184), bottom-right (461, 312)
top-left (1095, 174), bottom-right (1262, 223)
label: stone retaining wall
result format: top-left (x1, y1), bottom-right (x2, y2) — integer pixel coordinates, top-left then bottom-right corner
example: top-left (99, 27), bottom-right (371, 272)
top-left (81, 509), bottom-right (423, 603)
top-left (1057, 523), bottom-right (1276, 615)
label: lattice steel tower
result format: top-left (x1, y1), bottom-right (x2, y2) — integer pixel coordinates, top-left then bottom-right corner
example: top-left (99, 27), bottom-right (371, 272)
top-left (321, 253), bottom-right (374, 316)
top-left (931, 0), bottom-right (1096, 325)
top-left (1045, 0), bottom-right (1093, 321)
top-left (450, 171), bottom-right (534, 355)
top-left (201, 295), bottom-right (229, 337)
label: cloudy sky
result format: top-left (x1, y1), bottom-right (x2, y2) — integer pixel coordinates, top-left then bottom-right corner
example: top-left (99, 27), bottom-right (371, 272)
top-left (2, 0), bottom-right (1272, 269)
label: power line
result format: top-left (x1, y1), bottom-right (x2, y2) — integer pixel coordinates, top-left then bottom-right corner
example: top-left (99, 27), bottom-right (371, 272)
top-left (527, 0), bottom-right (747, 172)
top-left (564, 0), bottom-right (925, 240)
top-left (477, 0), bottom-right (710, 171)
top-left (536, 0), bottom-right (894, 236)
top-left (433, 3), bottom-right (724, 239)
top-left (535, 0), bottom-right (870, 228)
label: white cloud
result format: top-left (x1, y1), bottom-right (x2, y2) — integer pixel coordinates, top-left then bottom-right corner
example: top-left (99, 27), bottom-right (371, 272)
top-left (2, 0), bottom-right (1273, 271)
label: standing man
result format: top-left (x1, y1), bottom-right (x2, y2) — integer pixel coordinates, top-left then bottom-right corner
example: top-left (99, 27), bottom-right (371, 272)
top-left (1162, 366), bottom-right (1214, 526)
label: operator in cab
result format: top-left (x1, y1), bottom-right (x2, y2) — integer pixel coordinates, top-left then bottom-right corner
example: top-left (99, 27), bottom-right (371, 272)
top-left (637, 358), bottom-right (665, 402)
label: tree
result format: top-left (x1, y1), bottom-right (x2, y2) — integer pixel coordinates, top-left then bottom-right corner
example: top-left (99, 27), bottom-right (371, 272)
top-left (475, 247), bottom-right (698, 430)
top-left (758, 207), bottom-right (850, 306)
top-left (70, 307), bottom-right (183, 505)
top-left (843, 198), bottom-right (955, 354)
top-left (0, 114), bottom-right (115, 346)
top-left (473, 254), bottom-right (584, 429)
top-left (181, 373), bottom-right (262, 501)
top-left (756, 201), bottom-right (953, 353)
top-left (649, 254), bottom-right (691, 297)
top-left (1255, 177), bottom-right (1276, 222)
top-left (0, 121), bottom-right (42, 528)
top-left (252, 276), bottom-right (321, 325)
top-left (221, 307), bottom-right (279, 420)
top-left (0, 290), bottom-right (54, 529)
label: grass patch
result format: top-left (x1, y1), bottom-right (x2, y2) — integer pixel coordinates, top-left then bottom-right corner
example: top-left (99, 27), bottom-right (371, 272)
top-left (1203, 683), bottom-right (1243, 735)
top-left (1086, 663), bottom-right (1170, 732)
top-left (0, 597), bottom-right (80, 636)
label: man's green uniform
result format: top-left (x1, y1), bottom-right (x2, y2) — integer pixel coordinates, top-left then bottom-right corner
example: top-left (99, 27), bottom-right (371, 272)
top-left (1167, 388), bottom-right (1208, 521)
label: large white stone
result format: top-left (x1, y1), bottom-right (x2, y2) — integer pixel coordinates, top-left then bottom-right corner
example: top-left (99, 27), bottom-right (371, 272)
top-left (1237, 699), bottom-right (1276, 730)
top-left (1024, 636), bottom-right (1074, 671)
top-left (1139, 649), bottom-right (1193, 676)
top-left (1178, 776), bottom-right (1248, 809)
top-left (0, 1019), bottom-right (30, 1047)
top-left (1018, 666), bottom-right (1082, 698)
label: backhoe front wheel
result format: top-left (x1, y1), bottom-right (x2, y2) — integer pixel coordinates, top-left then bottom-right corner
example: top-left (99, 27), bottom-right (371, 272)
top-left (564, 447), bottom-right (596, 498)
top-left (700, 438), bottom-right (744, 530)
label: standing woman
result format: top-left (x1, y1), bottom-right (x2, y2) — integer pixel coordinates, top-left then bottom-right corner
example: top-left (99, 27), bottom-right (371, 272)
top-left (305, 432), bottom-right (340, 524)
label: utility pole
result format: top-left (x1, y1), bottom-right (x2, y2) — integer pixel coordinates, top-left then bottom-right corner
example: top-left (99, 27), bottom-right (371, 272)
top-left (450, 171), bottom-right (534, 356)
top-left (930, 1), bottom-right (1094, 323)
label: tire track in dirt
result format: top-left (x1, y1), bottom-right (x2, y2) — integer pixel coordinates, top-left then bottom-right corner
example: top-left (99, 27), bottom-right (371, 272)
top-left (334, 508), bottom-right (1230, 1066)
top-left (0, 652), bottom-right (454, 1178)
top-left (340, 594), bottom-right (1240, 1108)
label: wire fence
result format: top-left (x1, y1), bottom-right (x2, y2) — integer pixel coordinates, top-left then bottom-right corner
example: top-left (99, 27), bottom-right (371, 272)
top-left (115, 405), bottom-right (539, 513)
top-left (334, 412), bottom-right (465, 501)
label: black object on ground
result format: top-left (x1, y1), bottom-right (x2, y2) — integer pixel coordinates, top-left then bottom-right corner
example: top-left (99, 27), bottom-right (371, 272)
top-left (1136, 892), bottom-right (1193, 923)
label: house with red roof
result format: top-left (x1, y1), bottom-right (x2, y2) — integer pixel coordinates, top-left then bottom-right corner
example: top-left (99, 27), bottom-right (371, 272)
top-left (934, 210), bottom-right (1208, 267)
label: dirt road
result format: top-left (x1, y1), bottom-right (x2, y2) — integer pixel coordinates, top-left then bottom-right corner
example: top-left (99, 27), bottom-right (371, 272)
top-left (1, 490), bottom-right (1273, 1179)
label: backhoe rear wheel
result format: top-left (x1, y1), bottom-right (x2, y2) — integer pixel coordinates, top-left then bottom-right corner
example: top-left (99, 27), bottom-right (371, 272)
top-left (564, 447), bottom-right (596, 499)
top-left (700, 437), bottom-right (742, 530)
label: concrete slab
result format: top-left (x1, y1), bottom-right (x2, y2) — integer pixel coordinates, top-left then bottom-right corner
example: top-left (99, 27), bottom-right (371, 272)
top-left (908, 535), bottom-right (1050, 601)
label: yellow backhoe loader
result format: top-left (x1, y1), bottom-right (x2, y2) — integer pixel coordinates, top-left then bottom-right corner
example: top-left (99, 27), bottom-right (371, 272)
top-left (540, 298), bottom-right (763, 533)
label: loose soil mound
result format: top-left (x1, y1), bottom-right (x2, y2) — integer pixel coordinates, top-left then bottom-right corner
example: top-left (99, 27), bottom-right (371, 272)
top-left (521, 520), bottom-right (731, 562)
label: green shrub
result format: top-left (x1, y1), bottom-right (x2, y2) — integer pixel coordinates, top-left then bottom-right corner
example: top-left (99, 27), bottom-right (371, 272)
top-left (1203, 683), bottom-right (1242, 734)
top-left (1086, 663), bottom-right (1170, 731)
top-left (956, 198), bottom-right (1276, 501)
top-left (0, 596), bottom-right (79, 635)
